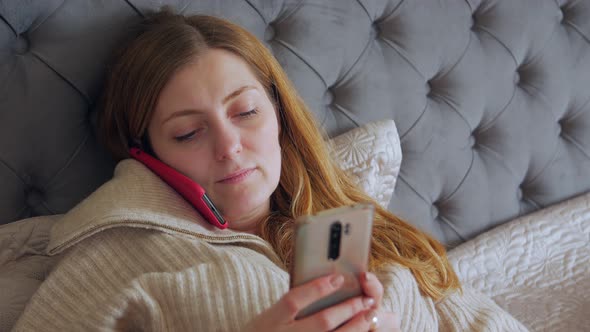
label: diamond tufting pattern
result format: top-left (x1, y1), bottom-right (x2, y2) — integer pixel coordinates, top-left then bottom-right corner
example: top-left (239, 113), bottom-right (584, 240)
top-left (1, 0), bottom-right (589, 246)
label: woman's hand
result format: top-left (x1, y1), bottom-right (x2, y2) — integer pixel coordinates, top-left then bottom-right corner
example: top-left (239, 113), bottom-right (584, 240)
top-left (244, 273), bottom-right (379, 331)
top-left (358, 272), bottom-right (401, 331)
top-left (244, 272), bottom-right (401, 331)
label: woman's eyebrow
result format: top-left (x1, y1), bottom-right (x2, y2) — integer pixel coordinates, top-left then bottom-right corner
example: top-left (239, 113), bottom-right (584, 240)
top-left (222, 85), bottom-right (257, 105)
top-left (161, 85), bottom-right (258, 125)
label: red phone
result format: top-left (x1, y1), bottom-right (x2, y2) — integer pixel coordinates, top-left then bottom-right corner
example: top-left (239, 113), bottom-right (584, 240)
top-left (129, 147), bottom-right (227, 229)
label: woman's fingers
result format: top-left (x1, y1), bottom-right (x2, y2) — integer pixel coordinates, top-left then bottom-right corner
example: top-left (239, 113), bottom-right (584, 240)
top-left (360, 272), bottom-right (384, 306)
top-left (271, 272), bottom-right (387, 331)
top-left (334, 310), bottom-right (401, 332)
top-left (275, 274), bottom-right (344, 320)
top-left (332, 309), bottom-right (378, 332)
top-left (297, 295), bottom-right (375, 331)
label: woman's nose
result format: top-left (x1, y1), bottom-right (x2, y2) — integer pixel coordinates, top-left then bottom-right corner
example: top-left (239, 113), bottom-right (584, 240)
top-left (214, 125), bottom-right (242, 161)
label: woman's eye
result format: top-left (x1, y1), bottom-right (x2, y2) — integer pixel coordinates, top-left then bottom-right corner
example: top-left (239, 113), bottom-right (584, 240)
top-left (238, 109), bottom-right (258, 118)
top-left (174, 130), bottom-right (197, 142)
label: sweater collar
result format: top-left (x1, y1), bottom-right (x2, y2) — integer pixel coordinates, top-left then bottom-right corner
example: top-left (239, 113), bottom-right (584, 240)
top-left (47, 159), bottom-right (269, 256)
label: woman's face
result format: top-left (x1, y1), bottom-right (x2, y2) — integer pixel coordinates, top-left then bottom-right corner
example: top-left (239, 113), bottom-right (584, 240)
top-left (148, 48), bottom-right (281, 233)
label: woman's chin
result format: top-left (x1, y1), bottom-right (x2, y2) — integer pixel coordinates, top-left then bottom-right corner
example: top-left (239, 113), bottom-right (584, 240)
top-left (219, 200), bottom-right (270, 226)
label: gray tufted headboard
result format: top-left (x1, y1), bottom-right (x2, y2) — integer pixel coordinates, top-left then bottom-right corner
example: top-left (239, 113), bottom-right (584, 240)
top-left (1, 0), bottom-right (589, 246)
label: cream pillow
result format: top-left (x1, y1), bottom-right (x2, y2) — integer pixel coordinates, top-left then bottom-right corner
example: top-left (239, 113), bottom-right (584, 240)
top-left (328, 119), bottom-right (402, 208)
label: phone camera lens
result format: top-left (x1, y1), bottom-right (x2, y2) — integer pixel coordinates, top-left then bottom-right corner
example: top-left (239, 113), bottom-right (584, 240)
top-left (328, 222), bottom-right (342, 260)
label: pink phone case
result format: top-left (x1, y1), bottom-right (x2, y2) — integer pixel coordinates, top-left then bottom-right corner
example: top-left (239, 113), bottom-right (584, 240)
top-left (129, 147), bottom-right (227, 229)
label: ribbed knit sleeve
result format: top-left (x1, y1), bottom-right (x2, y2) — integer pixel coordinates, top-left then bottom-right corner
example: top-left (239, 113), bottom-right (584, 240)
top-left (436, 286), bottom-right (530, 332)
top-left (377, 265), bottom-right (440, 331)
top-left (111, 256), bottom-right (289, 331)
top-left (376, 265), bottom-right (529, 331)
top-left (13, 228), bottom-right (289, 332)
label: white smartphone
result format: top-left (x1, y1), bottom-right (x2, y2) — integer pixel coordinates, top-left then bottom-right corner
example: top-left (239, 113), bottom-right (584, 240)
top-left (291, 203), bottom-right (374, 319)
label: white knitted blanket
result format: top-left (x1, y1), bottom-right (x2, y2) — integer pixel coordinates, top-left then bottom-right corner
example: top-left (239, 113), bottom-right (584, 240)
top-left (448, 192), bottom-right (590, 331)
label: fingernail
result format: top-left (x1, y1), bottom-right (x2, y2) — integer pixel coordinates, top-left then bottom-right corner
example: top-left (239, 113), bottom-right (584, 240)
top-left (331, 274), bottom-right (344, 288)
top-left (363, 297), bottom-right (375, 308)
top-left (365, 309), bottom-right (378, 324)
top-left (364, 272), bottom-right (375, 282)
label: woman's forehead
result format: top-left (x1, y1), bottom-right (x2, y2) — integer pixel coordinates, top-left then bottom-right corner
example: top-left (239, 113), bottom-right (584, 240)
top-left (153, 49), bottom-right (265, 119)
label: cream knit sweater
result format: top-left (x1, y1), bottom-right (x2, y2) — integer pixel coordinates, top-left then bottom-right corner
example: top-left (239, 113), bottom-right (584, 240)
top-left (13, 160), bottom-right (528, 331)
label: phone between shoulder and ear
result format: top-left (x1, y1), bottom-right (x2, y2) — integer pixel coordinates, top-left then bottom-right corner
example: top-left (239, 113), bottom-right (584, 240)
top-left (129, 147), bottom-right (227, 229)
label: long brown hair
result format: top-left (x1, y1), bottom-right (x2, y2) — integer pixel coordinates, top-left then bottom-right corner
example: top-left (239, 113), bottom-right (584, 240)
top-left (97, 8), bottom-right (461, 301)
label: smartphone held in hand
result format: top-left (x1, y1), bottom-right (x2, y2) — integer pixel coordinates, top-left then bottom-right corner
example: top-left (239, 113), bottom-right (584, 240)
top-left (291, 203), bottom-right (375, 319)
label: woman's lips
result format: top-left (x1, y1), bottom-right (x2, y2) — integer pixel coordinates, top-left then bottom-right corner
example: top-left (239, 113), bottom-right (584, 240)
top-left (217, 168), bottom-right (256, 184)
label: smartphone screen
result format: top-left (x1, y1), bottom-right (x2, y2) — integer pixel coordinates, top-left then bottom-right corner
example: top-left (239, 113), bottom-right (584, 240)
top-left (129, 147), bottom-right (227, 229)
top-left (291, 203), bottom-right (374, 318)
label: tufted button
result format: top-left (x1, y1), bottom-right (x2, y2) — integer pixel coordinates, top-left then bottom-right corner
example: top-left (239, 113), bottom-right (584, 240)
top-left (431, 204), bottom-right (439, 218)
top-left (517, 187), bottom-right (523, 200)
top-left (557, 120), bottom-right (563, 136)
top-left (323, 89), bottom-right (334, 106)
top-left (557, 8), bottom-right (564, 23)
top-left (513, 71), bottom-right (520, 84)
top-left (26, 187), bottom-right (44, 207)
top-left (426, 80), bottom-right (433, 97)
top-left (468, 135), bottom-right (477, 148)
top-left (14, 35), bottom-right (29, 55)
top-left (264, 24), bottom-right (275, 42)
top-left (371, 21), bottom-right (381, 39)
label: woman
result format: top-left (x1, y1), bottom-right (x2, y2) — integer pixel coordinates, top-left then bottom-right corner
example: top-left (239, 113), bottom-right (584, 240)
top-left (14, 8), bottom-right (528, 332)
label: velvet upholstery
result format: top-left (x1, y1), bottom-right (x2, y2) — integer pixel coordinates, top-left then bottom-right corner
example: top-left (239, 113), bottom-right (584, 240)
top-left (1, 0), bottom-right (589, 246)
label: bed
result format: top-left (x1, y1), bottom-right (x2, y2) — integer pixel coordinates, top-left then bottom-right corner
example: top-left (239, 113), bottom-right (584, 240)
top-left (1, 0), bottom-right (589, 330)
